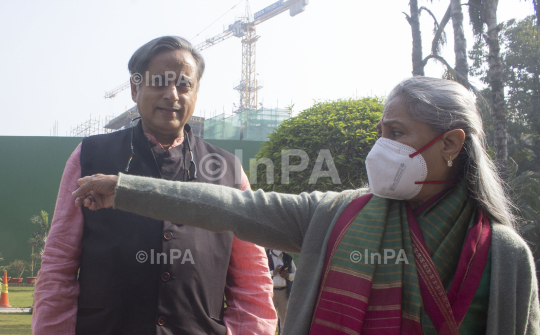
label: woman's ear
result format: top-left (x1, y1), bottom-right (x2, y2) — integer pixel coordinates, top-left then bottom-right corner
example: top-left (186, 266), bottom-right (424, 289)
top-left (441, 129), bottom-right (466, 165)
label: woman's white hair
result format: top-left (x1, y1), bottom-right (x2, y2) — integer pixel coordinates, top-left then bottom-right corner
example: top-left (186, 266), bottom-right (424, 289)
top-left (387, 76), bottom-right (514, 227)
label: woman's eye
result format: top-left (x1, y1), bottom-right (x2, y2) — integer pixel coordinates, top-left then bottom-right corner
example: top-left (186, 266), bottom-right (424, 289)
top-left (392, 130), bottom-right (402, 137)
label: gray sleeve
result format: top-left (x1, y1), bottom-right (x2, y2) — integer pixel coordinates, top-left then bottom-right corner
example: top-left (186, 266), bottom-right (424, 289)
top-left (487, 224), bottom-right (540, 335)
top-left (113, 173), bottom-right (344, 253)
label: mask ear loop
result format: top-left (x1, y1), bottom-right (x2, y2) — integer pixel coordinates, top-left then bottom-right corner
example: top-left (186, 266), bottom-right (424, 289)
top-left (409, 132), bottom-right (446, 158)
top-left (409, 132), bottom-right (456, 185)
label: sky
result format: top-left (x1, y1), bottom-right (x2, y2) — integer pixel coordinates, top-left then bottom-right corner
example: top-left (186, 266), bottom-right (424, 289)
top-left (0, 0), bottom-right (536, 136)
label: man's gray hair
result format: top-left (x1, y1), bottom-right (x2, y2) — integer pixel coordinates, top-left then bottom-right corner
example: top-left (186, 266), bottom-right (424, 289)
top-left (387, 76), bottom-right (514, 227)
top-left (128, 36), bottom-right (205, 90)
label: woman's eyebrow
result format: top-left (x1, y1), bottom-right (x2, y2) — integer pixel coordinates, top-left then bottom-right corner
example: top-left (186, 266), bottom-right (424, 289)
top-left (382, 118), bottom-right (406, 127)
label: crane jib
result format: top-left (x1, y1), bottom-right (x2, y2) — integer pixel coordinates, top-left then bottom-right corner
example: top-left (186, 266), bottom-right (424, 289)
top-left (254, 0), bottom-right (284, 20)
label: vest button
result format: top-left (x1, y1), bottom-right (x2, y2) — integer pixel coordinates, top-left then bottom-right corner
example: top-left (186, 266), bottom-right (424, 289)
top-left (163, 231), bottom-right (173, 241)
top-left (161, 272), bottom-right (171, 282)
top-left (157, 316), bottom-right (166, 326)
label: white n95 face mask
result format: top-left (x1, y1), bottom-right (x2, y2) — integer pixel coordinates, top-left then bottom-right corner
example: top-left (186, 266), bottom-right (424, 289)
top-left (365, 132), bottom-right (452, 200)
top-left (365, 138), bottom-right (428, 200)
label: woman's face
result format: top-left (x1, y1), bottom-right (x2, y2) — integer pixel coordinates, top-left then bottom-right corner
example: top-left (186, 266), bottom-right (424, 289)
top-left (376, 97), bottom-right (456, 206)
top-left (377, 98), bottom-right (439, 151)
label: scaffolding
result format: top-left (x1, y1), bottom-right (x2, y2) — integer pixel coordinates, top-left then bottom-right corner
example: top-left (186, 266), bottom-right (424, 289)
top-left (103, 105), bottom-right (205, 138)
top-left (50, 120), bottom-right (59, 136)
top-left (204, 107), bottom-right (290, 141)
top-left (69, 115), bottom-right (116, 137)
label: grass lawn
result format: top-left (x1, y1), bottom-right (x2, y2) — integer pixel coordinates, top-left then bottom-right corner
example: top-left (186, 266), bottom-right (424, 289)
top-left (5, 287), bottom-right (35, 308)
top-left (0, 314), bottom-right (32, 334)
top-left (0, 286), bottom-right (34, 334)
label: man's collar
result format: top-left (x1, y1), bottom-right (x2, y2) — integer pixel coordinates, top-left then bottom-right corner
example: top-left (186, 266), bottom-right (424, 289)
top-left (138, 121), bottom-right (192, 150)
top-left (145, 132), bottom-right (184, 149)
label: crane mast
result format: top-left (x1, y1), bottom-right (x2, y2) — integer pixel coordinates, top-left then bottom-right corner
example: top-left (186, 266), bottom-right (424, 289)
top-left (104, 0), bottom-right (308, 113)
top-left (234, 1), bottom-right (261, 111)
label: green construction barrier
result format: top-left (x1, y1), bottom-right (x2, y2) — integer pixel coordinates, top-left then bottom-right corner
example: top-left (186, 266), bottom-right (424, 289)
top-left (0, 136), bottom-right (262, 271)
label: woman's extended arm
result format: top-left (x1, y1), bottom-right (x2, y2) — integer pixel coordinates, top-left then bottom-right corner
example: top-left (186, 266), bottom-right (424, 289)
top-left (76, 173), bottom-right (349, 253)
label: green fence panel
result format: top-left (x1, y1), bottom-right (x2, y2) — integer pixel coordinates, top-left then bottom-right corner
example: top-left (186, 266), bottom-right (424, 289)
top-left (0, 136), bottom-right (262, 268)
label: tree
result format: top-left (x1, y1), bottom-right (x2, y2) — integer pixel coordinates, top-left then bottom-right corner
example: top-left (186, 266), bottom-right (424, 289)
top-left (28, 210), bottom-right (50, 273)
top-left (403, 1), bottom-right (471, 87)
top-left (470, 16), bottom-right (540, 232)
top-left (251, 98), bottom-right (383, 194)
top-left (450, 0), bottom-right (469, 84)
top-left (469, 15), bottom-right (540, 174)
top-left (407, 0), bottom-right (425, 76)
top-left (501, 16), bottom-right (540, 175)
top-left (404, 1), bottom-right (451, 75)
top-left (469, 1), bottom-right (539, 178)
top-left (9, 260), bottom-right (30, 278)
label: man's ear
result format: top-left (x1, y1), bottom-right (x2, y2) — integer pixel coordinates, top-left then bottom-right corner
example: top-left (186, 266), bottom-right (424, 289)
top-left (130, 80), bottom-right (138, 103)
top-left (441, 129), bottom-right (466, 164)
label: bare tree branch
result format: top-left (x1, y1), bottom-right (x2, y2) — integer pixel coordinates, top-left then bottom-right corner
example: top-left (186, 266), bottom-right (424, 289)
top-left (432, 4), bottom-right (451, 55)
top-left (422, 54), bottom-right (484, 98)
top-left (423, 54), bottom-right (454, 70)
top-left (402, 12), bottom-right (412, 24)
top-left (419, 6), bottom-right (440, 27)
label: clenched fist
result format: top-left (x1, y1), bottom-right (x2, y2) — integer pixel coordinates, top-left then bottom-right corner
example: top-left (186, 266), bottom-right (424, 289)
top-left (72, 174), bottom-right (119, 210)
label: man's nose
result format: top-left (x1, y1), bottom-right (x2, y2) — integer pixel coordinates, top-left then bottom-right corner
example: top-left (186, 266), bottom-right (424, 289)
top-left (163, 83), bottom-right (179, 101)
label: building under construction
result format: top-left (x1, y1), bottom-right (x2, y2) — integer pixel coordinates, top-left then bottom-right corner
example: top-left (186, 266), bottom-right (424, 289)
top-left (69, 115), bottom-right (116, 137)
top-left (102, 105), bottom-right (205, 138)
top-left (203, 107), bottom-right (290, 141)
top-left (68, 105), bottom-right (288, 141)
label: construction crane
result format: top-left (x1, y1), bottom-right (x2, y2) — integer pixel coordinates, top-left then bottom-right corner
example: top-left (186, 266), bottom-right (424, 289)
top-left (104, 0), bottom-right (308, 112)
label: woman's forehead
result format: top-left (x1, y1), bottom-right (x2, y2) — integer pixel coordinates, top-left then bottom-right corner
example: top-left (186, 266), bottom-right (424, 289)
top-left (383, 99), bottom-right (411, 121)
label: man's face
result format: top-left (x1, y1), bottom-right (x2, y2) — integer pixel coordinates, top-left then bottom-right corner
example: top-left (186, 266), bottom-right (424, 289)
top-left (131, 48), bottom-right (199, 138)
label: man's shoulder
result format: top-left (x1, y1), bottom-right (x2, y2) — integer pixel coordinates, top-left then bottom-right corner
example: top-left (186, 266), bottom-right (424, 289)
top-left (80, 128), bottom-right (132, 169)
top-left (82, 128), bottom-right (130, 146)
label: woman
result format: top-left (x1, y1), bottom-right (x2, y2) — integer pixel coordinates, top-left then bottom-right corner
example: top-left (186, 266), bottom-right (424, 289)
top-left (73, 77), bottom-right (539, 335)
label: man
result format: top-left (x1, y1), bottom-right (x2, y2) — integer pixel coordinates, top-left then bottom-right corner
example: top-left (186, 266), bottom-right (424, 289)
top-left (267, 249), bottom-right (296, 335)
top-left (32, 36), bottom-right (276, 335)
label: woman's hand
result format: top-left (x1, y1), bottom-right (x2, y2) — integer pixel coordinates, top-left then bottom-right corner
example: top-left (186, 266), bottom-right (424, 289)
top-left (72, 174), bottom-right (118, 210)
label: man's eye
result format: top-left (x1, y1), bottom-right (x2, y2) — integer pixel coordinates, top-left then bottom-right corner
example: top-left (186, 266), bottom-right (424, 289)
top-left (392, 130), bottom-right (402, 137)
top-left (152, 79), bottom-right (164, 87)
